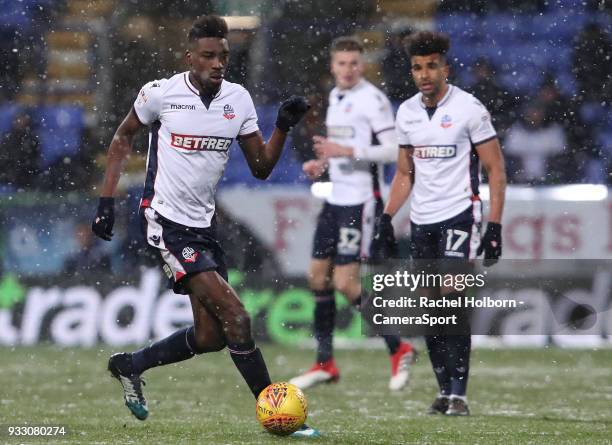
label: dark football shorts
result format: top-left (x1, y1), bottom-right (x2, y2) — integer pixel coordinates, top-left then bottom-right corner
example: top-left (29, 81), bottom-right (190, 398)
top-left (141, 207), bottom-right (228, 294)
top-left (312, 199), bottom-right (380, 265)
top-left (409, 201), bottom-right (482, 333)
top-left (410, 200), bottom-right (482, 261)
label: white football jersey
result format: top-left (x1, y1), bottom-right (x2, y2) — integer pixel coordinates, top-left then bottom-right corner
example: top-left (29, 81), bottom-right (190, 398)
top-left (134, 72), bottom-right (259, 228)
top-left (395, 85), bottom-right (497, 225)
top-left (325, 79), bottom-right (395, 206)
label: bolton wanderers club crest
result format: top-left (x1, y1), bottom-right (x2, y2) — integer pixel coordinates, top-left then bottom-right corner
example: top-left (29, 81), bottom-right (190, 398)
top-left (440, 114), bottom-right (453, 128)
top-left (223, 104), bottom-right (235, 120)
top-left (182, 246), bottom-right (198, 263)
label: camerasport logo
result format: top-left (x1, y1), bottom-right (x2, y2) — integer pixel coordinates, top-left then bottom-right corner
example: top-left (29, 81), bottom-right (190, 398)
top-left (182, 247), bottom-right (198, 263)
top-left (223, 104), bottom-right (235, 120)
top-left (170, 133), bottom-right (232, 152)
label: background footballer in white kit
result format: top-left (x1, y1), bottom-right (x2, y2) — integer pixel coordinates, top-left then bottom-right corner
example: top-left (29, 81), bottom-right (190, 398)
top-left (293, 36), bottom-right (416, 392)
top-left (373, 30), bottom-right (506, 416)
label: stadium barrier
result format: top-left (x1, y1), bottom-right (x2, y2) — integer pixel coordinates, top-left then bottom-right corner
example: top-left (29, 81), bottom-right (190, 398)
top-left (0, 185), bottom-right (610, 347)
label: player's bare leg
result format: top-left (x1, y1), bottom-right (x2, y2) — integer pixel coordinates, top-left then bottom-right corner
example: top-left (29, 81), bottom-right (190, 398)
top-left (332, 263), bottom-right (361, 303)
top-left (188, 294), bottom-right (227, 353)
top-left (334, 263), bottom-right (416, 391)
top-left (188, 271), bottom-right (320, 436)
top-left (186, 271), bottom-right (272, 398)
top-left (290, 258), bottom-right (341, 389)
top-left (308, 258), bottom-right (334, 292)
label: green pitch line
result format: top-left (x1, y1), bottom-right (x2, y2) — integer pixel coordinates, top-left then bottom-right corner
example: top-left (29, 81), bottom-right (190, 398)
top-left (0, 345), bottom-right (610, 444)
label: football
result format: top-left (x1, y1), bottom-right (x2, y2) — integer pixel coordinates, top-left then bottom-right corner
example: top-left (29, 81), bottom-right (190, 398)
top-left (256, 382), bottom-right (307, 435)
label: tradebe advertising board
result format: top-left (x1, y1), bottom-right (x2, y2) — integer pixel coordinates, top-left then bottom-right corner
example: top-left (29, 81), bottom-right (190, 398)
top-left (0, 185), bottom-right (610, 347)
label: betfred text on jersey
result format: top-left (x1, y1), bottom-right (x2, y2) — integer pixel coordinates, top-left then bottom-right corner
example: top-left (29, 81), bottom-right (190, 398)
top-left (171, 133), bottom-right (233, 152)
top-left (413, 145), bottom-right (457, 159)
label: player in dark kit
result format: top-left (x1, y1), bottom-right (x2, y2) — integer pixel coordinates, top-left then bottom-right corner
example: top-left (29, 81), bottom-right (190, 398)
top-left (373, 31), bottom-right (506, 416)
top-left (92, 15), bottom-right (318, 437)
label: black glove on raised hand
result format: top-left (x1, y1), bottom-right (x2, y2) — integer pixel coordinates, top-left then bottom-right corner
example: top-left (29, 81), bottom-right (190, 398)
top-left (91, 197), bottom-right (115, 241)
top-left (477, 222), bottom-right (502, 266)
top-left (275, 95), bottom-right (310, 132)
top-left (370, 213), bottom-right (398, 262)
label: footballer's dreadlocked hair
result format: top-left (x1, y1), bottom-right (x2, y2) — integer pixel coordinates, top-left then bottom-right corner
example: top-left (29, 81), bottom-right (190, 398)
top-left (188, 15), bottom-right (228, 42)
top-left (330, 36), bottom-right (364, 54)
top-left (405, 31), bottom-right (450, 58)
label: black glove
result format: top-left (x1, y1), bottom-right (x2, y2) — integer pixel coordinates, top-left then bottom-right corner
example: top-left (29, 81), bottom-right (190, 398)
top-left (275, 95), bottom-right (310, 132)
top-left (477, 222), bottom-right (502, 267)
top-left (91, 197), bottom-right (115, 241)
top-left (370, 213), bottom-right (398, 261)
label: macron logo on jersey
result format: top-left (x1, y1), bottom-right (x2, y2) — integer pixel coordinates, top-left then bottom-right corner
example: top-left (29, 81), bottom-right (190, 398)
top-left (171, 133), bottom-right (233, 152)
top-left (413, 145), bottom-right (457, 159)
top-left (170, 104), bottom-right (196, 110)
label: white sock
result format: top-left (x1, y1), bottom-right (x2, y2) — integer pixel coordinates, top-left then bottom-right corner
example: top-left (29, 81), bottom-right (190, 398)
top-left (450, 394), bottom-right (468, 402)
top-left (438, 393), bottom-right (450, 399)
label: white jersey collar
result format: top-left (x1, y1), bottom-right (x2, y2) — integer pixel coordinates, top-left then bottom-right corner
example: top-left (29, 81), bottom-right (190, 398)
top-left (183, 72), bottom-right (225, 100)
top-left (418, 84), bottom-right (454, 109)
top-left (333, 78), bottom-right (367, 98)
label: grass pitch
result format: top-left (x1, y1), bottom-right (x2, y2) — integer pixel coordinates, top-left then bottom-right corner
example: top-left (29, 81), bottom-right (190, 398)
top-left (0, 345), bottom-right (610, 444)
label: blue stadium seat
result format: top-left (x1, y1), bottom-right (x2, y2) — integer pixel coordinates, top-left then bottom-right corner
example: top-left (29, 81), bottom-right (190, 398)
top-left (454, 70), bottom-right (475, 89)
top-left (449, 40), bottom-right (487, 67)
top-left (482, 14), bottom-right (526, 43)
top-left (437, 14), bottom-right (480, 41)
top-left (505, 44), bottom-right (535, 68)
top-left (546, 48), bottom-right (573, 75)
top-left (525, 12), bottom-right (587, 41)
top-left (550, 0), bottom-right (589, 11)
top-left (594, 11), bottom-right (612, 30)
top-left (222, 143), bottom-right (259, 186)
top-left (0, 0), bottom-right (32, 30)
top-left (507, 42), bottom-right (559, 69)
top-left (481, 45), bottom-right (510, 69)
top-left (579, 101), bottom-right (607, 127)
top-left (222, 141), bottom-right (307, 186)
top-left (0, 104), bottom-right (20, 135)
top-left (495, 48), bottom-right (540, 83)
top-left (500, 67), bottom-right (545, 93)
top-left (554, 72), bottom-right (577, 96)
top-left (266, 142), bottom-right (308, 184)
top-left (221, 105), bottom-right (308, 186)
top-left (34, 105), bottom-right (84, 168)
top-left (597, 130), bottom-right (612, 154)
top-left (491, 40), bottom-right (576, 94)
top-left (0, 184), bottom-right (16, 194)
top-left (582, 158), bottom-right (606, 183)
top-left (605, 105), bottom-right (612, 128)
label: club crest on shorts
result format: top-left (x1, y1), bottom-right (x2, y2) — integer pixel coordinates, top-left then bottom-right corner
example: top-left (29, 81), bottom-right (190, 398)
top-left (182, 246), bottom-right (198, 263)
top-left (223, 104), bottom-right (235, 120)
